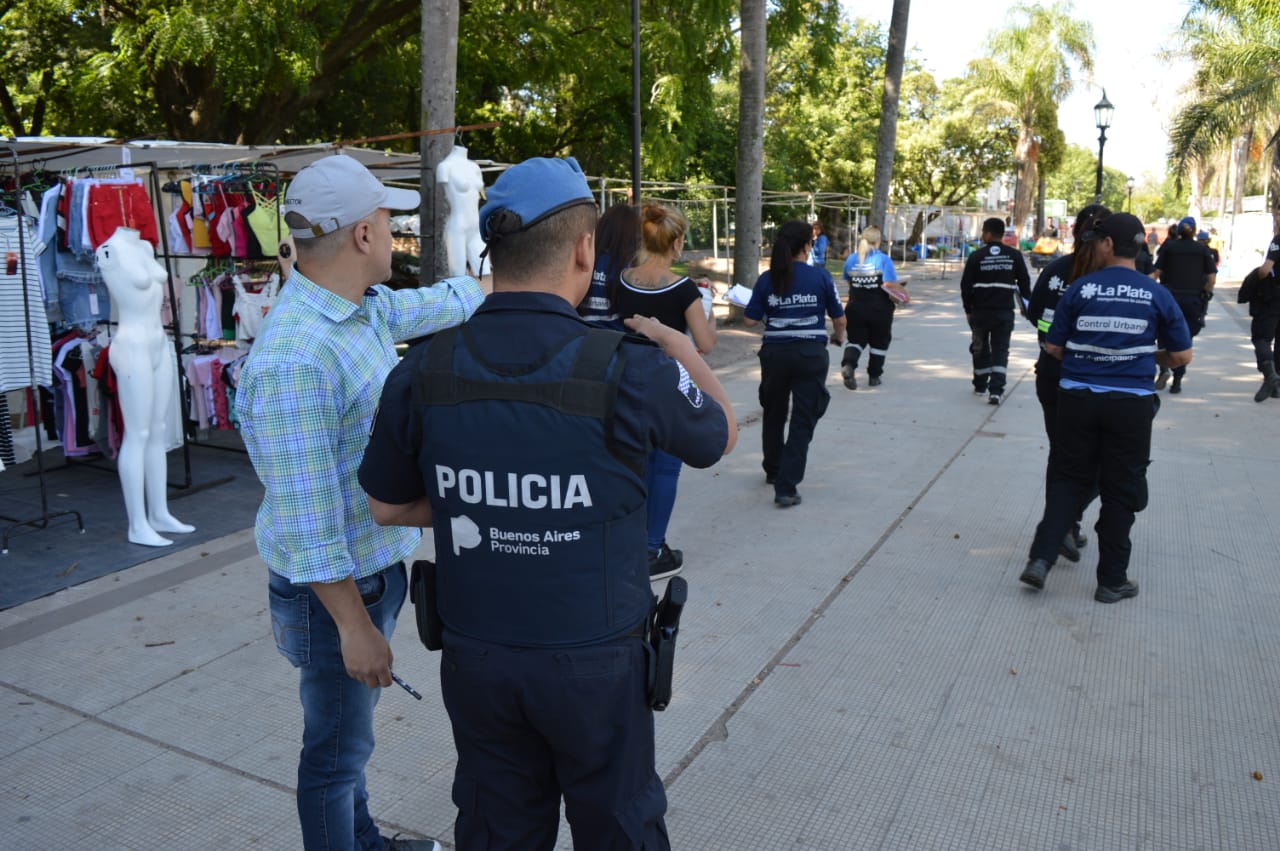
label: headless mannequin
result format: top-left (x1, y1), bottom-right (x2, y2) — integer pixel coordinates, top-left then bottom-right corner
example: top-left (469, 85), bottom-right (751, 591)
top-left (436, 145), bottom-right (489, 277)
top-left (95, 228), bottom-right (195, 546)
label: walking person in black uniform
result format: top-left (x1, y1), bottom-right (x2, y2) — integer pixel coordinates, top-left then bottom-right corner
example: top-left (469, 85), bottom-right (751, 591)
top-left (358, 156), bottom-right (737, 850)
top-left (1150, 216), bottom-right (1216, 394)
top-left (1244, 230), bottom-right (1280, 401)
top-left (743, 220), bottom-right (846, 507)
top-left (1024, 204), bottom-right (1110, 562)
top-left (961, 217), bottom-right (1032, 405)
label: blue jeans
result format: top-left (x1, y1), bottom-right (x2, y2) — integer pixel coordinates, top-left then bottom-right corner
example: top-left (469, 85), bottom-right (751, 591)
top-left (268, 563), bottom-right (408, 851)
top-left (645, 448), bottom-right (682, 553)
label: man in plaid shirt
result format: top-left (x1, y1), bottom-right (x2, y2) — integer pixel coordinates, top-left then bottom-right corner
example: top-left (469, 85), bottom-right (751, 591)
top-left (238, 154), bottom-right (482, 851)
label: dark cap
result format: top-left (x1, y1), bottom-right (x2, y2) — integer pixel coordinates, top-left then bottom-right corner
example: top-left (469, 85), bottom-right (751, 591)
top-left (1095, 212), bottom-right (1146, 249)
top-left (479, 157), bottom-right (596, 242)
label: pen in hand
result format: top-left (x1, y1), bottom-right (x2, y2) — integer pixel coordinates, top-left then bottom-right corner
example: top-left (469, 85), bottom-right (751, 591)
top-left (390, 671), bottom-right (422, 700)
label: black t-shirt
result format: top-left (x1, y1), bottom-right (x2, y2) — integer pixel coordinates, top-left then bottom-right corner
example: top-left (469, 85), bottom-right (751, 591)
top-left (1154, 238), bottom-right (1216, 294)
top-left (614, 274), bottom-right (700, 332)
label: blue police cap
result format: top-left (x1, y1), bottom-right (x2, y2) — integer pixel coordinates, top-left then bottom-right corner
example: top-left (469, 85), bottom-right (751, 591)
top-left (479, 157), bottom-right (596, 242)
top-left (1179, 216), bottom-right (1197, 232)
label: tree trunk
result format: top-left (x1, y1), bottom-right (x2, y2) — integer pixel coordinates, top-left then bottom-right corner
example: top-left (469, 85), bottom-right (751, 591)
top-left (734, 0), bottom-right (766, 288)
top-left (1233, 127), bottom-right (1252, 215)
top-left (869, 0), bottom-right (910, 232)
top-left (1012, 128), bottom-right (1036, 240)
top-left (422, 0), bottom-right (461, 278)
top-left (1217, 147), bottom-right (1230, 218)
top-left (1270, 125), bottom-right (1280, 220)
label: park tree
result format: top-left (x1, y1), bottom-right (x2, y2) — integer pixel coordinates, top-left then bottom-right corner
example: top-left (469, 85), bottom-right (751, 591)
top-left (735, 0), bottom-right (766, 287)
top-left (868, 0), bottom-right (909, 231)
top-left (0, 0), bottom-right (422, 144)
top-left (967, 1), bottom-right (1093, 238)
top-left (1169, 0), bottom-right (1280, 216)
top-left (892, 73), bottom-right (1017, 206)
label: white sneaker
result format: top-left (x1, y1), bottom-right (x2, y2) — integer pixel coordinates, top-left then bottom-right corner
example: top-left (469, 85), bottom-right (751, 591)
top-left (988, 394), bottom-right (1002, 406)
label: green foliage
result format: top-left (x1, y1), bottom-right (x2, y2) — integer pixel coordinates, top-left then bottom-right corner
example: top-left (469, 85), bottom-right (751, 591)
top-left (1169, 0), bottom-right (1280, 202)
top-left (762, 14), bottom-right (884, 199)
top-left (893, 73), bottom-right (1017, 205)
top-left (454, 0), bottom-right (737, 179)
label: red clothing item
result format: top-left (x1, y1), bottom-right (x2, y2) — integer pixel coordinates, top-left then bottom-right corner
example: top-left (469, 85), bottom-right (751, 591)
top-left (87, 182), bottom-right (160, 248)
top-left (90, 345), bottom-right (125, 457)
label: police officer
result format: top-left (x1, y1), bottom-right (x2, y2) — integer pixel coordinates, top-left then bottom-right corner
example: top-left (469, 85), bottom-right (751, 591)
top-left (1150, 216), bottom-right (1216, 393)
top-left (1246, 229), bottom-right (1280, 401)
top-left (1024, 204), bottom-right (1110, 562)
top-left (358, 156), bottom-right (737, 850)
top-left (1020, 213), bottom-right (1193, 603)
top-left (960, 217), bottom-right (1032, 405)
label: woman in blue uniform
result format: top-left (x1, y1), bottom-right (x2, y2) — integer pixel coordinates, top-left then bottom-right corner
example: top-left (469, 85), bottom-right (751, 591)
top-left (839, 225), bottom-right (905, 389)
top-left (578, 203), bottom-right (638, 328)
top-left (745, 220), bottom-right (846, 507)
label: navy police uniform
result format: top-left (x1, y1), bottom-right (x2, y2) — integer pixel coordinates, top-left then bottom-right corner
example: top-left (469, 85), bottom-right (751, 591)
top-left (1027, 265), bottom-right (1192, 592)
top-left (960, 242), bottom-right (1031, 398)
top-left (360, 291), bottom-right (727, 850)
top-left (1249, 237), bottom-right (1280, 380)
top-left (744, 262), bottom-right (843, 500)
top-left (1152, 236), bottom-right (1215, 382)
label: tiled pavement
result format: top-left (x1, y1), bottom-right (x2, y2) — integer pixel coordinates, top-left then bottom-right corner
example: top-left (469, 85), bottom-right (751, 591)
top-left (3, 267), bottom-right (1278, 849)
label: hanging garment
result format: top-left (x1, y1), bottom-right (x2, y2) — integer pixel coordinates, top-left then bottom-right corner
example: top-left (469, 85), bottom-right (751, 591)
top-left (233, 273), bottom-right (280, 342)
top-left (0, 213), bottom-right (54, 392)
top-left (86, 180), bottom-right (159, 248)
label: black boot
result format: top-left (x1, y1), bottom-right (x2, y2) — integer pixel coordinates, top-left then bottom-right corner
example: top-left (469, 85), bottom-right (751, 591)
top-left (1256, 362), bottom-right (1280, 403)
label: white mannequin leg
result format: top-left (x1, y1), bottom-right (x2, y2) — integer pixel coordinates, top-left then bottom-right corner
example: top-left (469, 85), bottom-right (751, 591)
top-left (144, 353), bottom-right (194, 534)
top-left (111, 346), bottom-right (172, 547)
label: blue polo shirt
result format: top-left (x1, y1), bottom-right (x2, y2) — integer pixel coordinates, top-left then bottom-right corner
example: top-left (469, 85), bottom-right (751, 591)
top-left (744, 262), bottom-right (844, 344)
top-left (1048, 265), bottom-right (1193, 395)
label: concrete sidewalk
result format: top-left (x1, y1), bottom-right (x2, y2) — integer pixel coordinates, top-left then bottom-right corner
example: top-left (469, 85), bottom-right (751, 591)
top-left (3, 268), bottom-right (1279, 849)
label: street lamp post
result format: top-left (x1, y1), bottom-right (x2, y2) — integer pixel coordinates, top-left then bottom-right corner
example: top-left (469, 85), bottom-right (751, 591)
top-left (1126, 176), bottom-right (1135, 212)
top-left (1093, 90), bottom-right (1114, 203)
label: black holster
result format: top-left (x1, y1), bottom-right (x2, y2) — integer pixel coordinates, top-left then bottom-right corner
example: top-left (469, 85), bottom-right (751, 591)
top-left (409, 559), bottom-right (443, 651)
top-left (647, 576), bottom-right (687, 711)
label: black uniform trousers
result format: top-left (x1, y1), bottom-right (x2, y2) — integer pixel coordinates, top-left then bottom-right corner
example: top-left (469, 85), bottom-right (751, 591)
top-left (841, 297), bottom-right (894, 378)
top-left (968, 309), bottom-right (1015, 394)
top-left (1029, 388), bottom-right (1156, 588)
top-left (1170, 292), bottom-right (1206, 378)
top-left (440, 629), bottom-right (668, 851)
top-left (1033, 350), bottom-right (1099, 529)
top-left (1250, 302), bottom-right (1280, 370)
top-left (758, 340), bottom-right (831, 497)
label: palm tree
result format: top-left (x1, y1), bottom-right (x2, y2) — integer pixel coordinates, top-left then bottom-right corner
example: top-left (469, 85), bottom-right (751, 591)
top-left (1169, 0), bottom-right (1280, 219)
top-left (967, 1), bottom-right (1093, 239)
top-left (735, 0), bottom-right (766, 287)
top-left (869, 0), bottom-right (911, 232)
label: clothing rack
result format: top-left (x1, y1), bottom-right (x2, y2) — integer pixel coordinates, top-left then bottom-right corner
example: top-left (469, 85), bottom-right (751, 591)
top-left (1, 145), bottom-right (85, 553)
top-left (29, 161), bottom-right (234, 494)
top-left (160, 160), bottom-right (284, 457)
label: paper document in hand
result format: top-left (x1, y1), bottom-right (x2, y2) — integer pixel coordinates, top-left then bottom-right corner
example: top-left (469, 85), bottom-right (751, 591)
top-left (727, 284), bottom-right (754, 307)
top-left (882, 284), bottom-right (909, 304)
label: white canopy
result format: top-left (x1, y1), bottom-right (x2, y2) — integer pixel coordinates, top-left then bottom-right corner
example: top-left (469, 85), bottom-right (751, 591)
top-left (0, 136), bottom-right (426, 182)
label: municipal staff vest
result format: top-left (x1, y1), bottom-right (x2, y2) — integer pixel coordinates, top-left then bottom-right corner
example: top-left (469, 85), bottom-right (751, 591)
top-left (845, 252), bottom-right (893, 307)
top-left (413, 324), bottom-right (651, 647)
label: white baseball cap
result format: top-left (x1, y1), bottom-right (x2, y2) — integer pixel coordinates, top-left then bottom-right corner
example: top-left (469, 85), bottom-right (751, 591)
top-left (283, 154), bottom-right (420, 239)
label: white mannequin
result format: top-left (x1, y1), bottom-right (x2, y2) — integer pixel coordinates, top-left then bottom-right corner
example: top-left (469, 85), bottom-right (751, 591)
top-left (436, 145), bottom-right (489, 278)
top-left (95, 228), bottom-right (195, 547)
